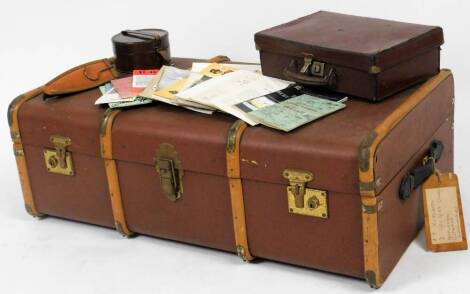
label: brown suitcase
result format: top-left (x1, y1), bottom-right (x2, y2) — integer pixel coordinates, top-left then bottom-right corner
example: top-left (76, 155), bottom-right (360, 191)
top-left (255, 11), bottom-right (444, 101)
top-left (8, 57), bottom-right (454, 288)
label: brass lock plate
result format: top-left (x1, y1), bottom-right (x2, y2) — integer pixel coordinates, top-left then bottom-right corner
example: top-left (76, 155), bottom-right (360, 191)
top-left (287, 188), bottom-right (328, 218)
top-left (310, 61), bottom-right (325, 77)
top-left (154, 143), bottom-right (184, 202)
top-left (44, 135), bottom-right (74, 176)
top-left (283, 169), bottom-right (328, 218)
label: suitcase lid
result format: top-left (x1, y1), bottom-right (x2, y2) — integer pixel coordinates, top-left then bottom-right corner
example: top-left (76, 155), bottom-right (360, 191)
top-left (255, 11), bottom-right (444, 72)
top-left (18, 89), bottom-right (106, 158)
top-left (109, 87), bottom-right (407, 195)
top-left (16, 63), bottom-right (453, 197)
top-left (110, 70), bottom-right (453, 196)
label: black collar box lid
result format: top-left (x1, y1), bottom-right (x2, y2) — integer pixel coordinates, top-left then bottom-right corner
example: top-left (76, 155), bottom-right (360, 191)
top-left (112, 29), bottom-right (171, 73)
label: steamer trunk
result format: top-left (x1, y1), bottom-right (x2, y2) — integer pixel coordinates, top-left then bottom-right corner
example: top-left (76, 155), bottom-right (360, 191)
top-left (9, 57), bottom-right (454, 288)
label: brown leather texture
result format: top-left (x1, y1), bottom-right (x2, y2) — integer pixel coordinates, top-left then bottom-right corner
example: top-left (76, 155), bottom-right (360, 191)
top-left (378, 118), bottom-right (453, 283)
top-left (373, 74), bottom-right (454, 195)
top-left (357, 70), bottom-right (454, 288)
top-left (239, 85), bottom-right (419, 194)
top-left (17, 88), bottom-right (114, 226)
top-left (358, 70), bottom-right (453, 198)
top-left (8, 87), bottom-right (45, 217)
top-left (12, 55), bottom-right (454, 286)
top-left (107, 72), bottom-right (453, 281)
top-left (19, 89), bottom-right (105, 156)
top-left (255, 11), bottom-right (443, 100)
top-left (245, 181), bottom-right (365, 277)
top-left (43, 58), bottom-right (119, 96)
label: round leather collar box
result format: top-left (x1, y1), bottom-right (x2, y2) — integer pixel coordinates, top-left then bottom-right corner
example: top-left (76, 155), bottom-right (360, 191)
top-left (112, 29), bottom-right (171, 73)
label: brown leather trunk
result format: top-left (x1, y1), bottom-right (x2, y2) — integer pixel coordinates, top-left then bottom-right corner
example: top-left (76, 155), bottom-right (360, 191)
top-left (8, 57), bottom-right (454, 288)
top-left (255, 11), bottom-right (444, 101)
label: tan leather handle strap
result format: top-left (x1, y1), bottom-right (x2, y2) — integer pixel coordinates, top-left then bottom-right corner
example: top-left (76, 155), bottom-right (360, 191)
top-left (226, 120), bottom-right (254, 262)
top-left (100, 108), bottom-right (134, 237)
top-left (42, 55), bottom-right (228, 97)
top-left (8, 87), bottom-right (46, 218)
top-left (43, 58), bottom-right (120, 96)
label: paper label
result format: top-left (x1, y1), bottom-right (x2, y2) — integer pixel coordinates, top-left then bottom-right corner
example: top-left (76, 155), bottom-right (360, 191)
top-left (132, 69), bottom-right (159, 88)
top-left (422, 172), bottom-right (467, 252)
top-left (425, 186), bottom-right (462, 244)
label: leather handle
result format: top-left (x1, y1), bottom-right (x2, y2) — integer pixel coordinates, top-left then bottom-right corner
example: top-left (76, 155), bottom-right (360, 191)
top-left (43, 58), bottom-right (119, 98)
top-left (283, 60), bottom-right (336, 87)
top-left (399, 140), bottom-right (444, 200)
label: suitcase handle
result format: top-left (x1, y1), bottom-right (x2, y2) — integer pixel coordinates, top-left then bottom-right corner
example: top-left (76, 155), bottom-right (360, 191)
top-left (398, 140), bottom-right (444, 200)
top-left (283, 59), bottom-right (336, 87)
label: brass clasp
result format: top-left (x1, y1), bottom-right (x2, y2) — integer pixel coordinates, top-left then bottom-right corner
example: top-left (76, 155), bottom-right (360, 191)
top-left (44, 135), bottom-right (74, 176)
top-left (154, 143), bottom-right (184, 202)
top-left (283, 169), bottom-right (313, 208)
top-left (283, 169), bottom-right (328, 218)
top-left (300, 53), bottom-right (314, 74)
top-left (300, 53), bottom-right (326, 77)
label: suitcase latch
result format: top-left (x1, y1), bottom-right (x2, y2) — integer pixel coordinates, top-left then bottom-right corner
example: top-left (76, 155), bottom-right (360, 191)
top-left (154, 143), bottom-right (184, 202)
top-left (300, 53), bottom-right (325, 77)
top-left (44, 135), bottom-right (74, 176)
top-left (283, 169), bottom-right (328, 218)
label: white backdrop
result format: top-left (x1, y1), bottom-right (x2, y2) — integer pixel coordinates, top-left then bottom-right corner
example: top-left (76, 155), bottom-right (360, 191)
top-left (0, 1), bottom-right (469, 293)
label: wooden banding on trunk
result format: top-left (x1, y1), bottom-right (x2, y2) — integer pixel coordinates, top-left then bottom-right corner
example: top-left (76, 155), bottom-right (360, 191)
top-left (8, 87), bottom-right (46, 218)
top-left (358, 70), bottom-right (453, 288)
top-left (100, 108), bottom-right (134, 237)
top-left (226, 120), bottom-right (254, 262)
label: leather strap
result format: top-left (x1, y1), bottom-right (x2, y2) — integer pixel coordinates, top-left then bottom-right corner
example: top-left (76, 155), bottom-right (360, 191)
top-left (43, 58), bottom-right (120, 96)
top-left (399, 140), bottom-right (444, 200)
top-left (226, 120), bottom-right (254, 262)
top-left (42, 55), bottom-right (229, 98)
top-left (100, 108), bottom-right (134, 237)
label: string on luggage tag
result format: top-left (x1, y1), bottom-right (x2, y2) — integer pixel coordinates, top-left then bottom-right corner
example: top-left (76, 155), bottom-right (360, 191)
top-left (423, 154), bottom-right (442, 183)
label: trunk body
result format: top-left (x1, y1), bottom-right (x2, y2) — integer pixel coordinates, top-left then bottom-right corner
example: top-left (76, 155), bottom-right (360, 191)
top-left (9, 55), bottom-right (454, 287)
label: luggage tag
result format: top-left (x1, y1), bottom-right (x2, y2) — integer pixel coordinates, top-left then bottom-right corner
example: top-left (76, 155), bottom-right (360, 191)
top-left (422, 170), bottom-right (467, 252)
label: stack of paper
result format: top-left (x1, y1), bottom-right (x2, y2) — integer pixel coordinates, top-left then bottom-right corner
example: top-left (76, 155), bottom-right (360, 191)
top-left (95, 62), bottom-right (347, 132)
top-left (174, 67), bottom-right (347, 131)
top-left (177, 69), bottom-right (292, 125)
top-left (95, 69), bottom-right (158, 108)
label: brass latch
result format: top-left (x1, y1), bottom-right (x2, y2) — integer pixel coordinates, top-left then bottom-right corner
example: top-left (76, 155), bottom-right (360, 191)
top-left (283, 169), bottom-right (328, 218)
top-left (300, 53), bottom-right (325, 77)
top-left (44, 135), bottom-right (74, 176)
top-left (154, 143), bottom-right (184, 202)
top-left (300, 54), bottom-right (314, 74)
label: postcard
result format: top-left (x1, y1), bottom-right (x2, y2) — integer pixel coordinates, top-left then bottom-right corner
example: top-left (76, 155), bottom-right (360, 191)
top-left (248, 94), bottom-right (346, 132)
top-left (111, 77), bottom-right (141, 98)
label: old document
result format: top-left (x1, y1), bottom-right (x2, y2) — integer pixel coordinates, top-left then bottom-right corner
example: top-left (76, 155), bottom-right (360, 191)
top-left (177, 70), bottom-right (291, 125)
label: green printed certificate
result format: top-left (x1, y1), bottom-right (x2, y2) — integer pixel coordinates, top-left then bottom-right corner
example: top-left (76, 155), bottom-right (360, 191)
top-left (248, 94), bottom-right (346, 132)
